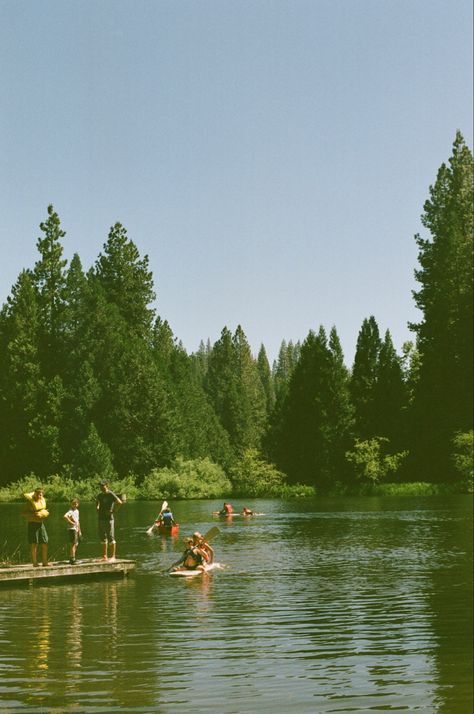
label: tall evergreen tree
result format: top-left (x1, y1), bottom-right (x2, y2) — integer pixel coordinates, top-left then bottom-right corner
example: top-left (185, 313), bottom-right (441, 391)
top-left (233, 326), bottom-right (267, 451)
top-left (266, 326), bottom-right (353, 489)
top-left (409, 132), bottom-right (473, 480)
top-left (87, 229), bottom-right (175, 476)
top-left (272, 339), bottom-right (301, 403)
top-left (33, 205), bottom-right (68, 376)
top-left (94, 222), bottom-right (155, 338)
top-left (203, 326), bottom-right (237, 448)
top-left (0, 271), bottom-right (42, 482)
top-left (373, 330), bottom-right (407, 450)
top-left (350, 316), bottom-right (382, 440)
top-left (257, 344), bottom-right (275, 416)
top-left (204, 326), bottom-right (266, 454)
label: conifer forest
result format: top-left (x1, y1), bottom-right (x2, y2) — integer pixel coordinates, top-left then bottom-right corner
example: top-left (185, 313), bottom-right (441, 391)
top-left (0, 133), bottom-right (472, 496)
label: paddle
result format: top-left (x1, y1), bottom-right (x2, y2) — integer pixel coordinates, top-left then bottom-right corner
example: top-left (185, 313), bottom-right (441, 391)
top-left (162, 525), bottom-right (220, 573)
top-left (146, 500), bottom-right (168, 535)
top-left (202, 525), bottom-right (220, 542)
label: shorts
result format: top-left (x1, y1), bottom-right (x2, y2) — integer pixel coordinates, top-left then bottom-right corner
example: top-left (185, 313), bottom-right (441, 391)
top-left (98, 518), bottom-right (115, 544)
top-left (28, 522), bottom-right (48, 545)
top-left (68, 529), bottom-right (79, 545)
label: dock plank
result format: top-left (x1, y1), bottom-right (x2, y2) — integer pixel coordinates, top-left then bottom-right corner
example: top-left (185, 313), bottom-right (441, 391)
top-left (0, 558), bottom-right (135, 585)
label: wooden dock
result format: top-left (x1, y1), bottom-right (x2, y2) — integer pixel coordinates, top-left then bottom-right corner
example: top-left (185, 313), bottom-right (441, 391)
top-left (0, 558), bottom-right (136, 586)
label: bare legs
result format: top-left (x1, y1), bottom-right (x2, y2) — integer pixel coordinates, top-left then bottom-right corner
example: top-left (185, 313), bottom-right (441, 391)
top-left (31, 543), bottom-right (48, 566)
top-left (101, 541), bottom-right (116, 560)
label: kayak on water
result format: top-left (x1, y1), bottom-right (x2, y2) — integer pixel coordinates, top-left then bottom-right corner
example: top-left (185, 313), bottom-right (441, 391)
top-left (169, 562), bottom-right (221, 577)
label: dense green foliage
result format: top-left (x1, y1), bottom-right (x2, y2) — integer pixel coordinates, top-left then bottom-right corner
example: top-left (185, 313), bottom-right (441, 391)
top-left (0, 134), bottom-right (472, 497)
top-left (408, 132), bottom-right (473, 481)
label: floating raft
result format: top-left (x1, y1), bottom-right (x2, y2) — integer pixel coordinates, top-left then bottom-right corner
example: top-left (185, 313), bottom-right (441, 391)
top-left (0, 558), bottom-right (135, 586)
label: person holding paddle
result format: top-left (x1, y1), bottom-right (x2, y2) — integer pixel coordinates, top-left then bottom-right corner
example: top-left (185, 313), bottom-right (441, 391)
top-left (192, 531), bottom-right (214, 564)
top-left (146, 500), bottom-right (174, 535)
top-left (170, 537), bottom-right (209, 572)
top-left (158, 505), bottom-right (175, 528)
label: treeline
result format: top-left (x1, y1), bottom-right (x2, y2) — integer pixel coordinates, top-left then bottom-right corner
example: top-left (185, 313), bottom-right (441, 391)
top-left (0, 132), bottom-right (472, 495)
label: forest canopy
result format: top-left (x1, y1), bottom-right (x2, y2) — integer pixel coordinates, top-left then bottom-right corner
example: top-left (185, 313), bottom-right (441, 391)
top-left (0, 132), bottom-right (472, 496)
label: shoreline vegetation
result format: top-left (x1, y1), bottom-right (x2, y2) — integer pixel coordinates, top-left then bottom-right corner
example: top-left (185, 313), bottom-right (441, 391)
top-left (0, 134), bottom-right (472, 499)
top-left (0, 467), bottom-right (468, 504)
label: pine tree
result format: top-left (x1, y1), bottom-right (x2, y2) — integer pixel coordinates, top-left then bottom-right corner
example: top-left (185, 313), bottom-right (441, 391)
top-left (204, 327), bottom-right (238, 448)
top-left (350, 316), bottom-right (382, 440)
top-left (257, 344), bottom-right (275, 416)
top-left (373, 330), bottom-right (407, 450)
top-left (0, 271), bottom-right (42, 482)
top-left (33, 205), bottom-right (68, 376)
top-left (72, 422), bottom-right (116, 482)
top-left (409, 132), bottom-right (473, 480)
top-left (233, 326), bottom-right (267, 451)
top-left (272, 339), bottom-right (300, 403)
top-left (267, 327), bottom-right (353, 489)
top-left (88, 230), bottom-right (175, 476)
top-left (94, 222), bottom-right (155, 338)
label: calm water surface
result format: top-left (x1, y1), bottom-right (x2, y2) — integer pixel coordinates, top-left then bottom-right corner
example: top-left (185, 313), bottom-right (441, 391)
top-left (0, 496), bottom-right (472, 713)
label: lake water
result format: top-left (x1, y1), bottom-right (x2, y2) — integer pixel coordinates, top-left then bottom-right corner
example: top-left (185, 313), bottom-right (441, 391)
top-left (0, 496), bottom-right (472, 713)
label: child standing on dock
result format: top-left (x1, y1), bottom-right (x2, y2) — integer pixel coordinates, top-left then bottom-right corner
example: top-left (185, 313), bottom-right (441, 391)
top-left (64, 498), bottom-right (81, 565)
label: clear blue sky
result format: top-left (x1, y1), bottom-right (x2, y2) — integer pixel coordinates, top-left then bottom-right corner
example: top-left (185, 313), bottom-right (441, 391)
top-left (1, 0), bottom-right (472, 364)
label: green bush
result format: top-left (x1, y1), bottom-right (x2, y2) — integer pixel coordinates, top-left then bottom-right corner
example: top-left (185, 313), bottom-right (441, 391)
top-left (0, 471), bottom-right (139, 503)
top-left (229, 449), bottom-right (286, 496)
top-left (371, 481), bottom-right (447, 496)
top-left (452, 430), bottom-right (474, 493)
top-left (139, 457), bottom-right (232, 500)
top-left (346, 437), bottom-right (408, 485)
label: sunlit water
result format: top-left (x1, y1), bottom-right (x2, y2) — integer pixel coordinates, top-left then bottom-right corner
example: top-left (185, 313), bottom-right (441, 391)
top-left (0, 496), bottom-right (472, 713)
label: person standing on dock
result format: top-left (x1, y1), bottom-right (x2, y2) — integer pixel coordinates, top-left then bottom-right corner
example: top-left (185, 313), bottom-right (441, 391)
top-left (96, 480), bottom-right (123, 561)
top-left (64, 498), bottom-right (82, 564)
top-left (22, 487), bottom-right (51, 567)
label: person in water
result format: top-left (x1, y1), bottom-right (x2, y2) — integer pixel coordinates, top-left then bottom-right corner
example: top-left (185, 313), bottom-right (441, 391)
top-left (242, 507), bottom-right (253, 516)
top-left (193, 531), bottom-right (214, 564)
top-left (23, 487), bottom-right (51, 567)
top-left (220, 502), bottom-right (233, 516)
top-left (170, 537), bottom-right (209, 572)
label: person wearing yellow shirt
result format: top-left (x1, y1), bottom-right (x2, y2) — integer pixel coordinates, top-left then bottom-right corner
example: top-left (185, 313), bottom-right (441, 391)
top-left (23, 487), bottom-right (51, 567)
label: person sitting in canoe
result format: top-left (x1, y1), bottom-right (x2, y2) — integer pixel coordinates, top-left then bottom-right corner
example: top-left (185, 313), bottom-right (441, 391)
top-left (170, 537), bottom-right (209, 572)
top-left (193, 531), bottom-right (214, 564)
top-left (159, 506), bottom-right (175, 528)
top-left (241, 507), bottom-right (253, 516)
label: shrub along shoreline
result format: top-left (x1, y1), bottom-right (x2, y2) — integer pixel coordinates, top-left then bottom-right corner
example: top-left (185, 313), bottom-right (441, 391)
top-left (0, 465), bottom-right (465, 504)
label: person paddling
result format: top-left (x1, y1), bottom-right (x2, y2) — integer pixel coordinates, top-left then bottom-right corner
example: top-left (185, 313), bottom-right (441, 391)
top-left (170, 537), bottom-right (209, 572)
top-left (192, 531), bottom-right (214, 564)
top-left (157, 506), bottom-right (176, 528)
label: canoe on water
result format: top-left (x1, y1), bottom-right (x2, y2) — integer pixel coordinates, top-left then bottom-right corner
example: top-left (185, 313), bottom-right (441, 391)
top-left (169, 562), bottom-right (221, 577)
top-left (156, 523), bottom-right (180, 536)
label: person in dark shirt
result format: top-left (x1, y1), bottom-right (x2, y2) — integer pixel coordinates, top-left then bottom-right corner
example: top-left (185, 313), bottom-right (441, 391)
top-left (96, 480), bottom-right (123, 560)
